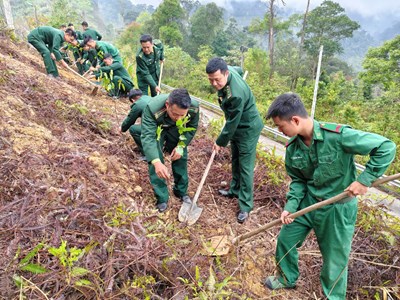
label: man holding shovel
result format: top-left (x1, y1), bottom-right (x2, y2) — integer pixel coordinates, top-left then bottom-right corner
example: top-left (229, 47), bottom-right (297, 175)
top-left (206, 57), bottom-right (264, 223)
top-left (265, 93), bottom-right (396, 299)
top-left (141, 88), bottom-right (199, 212)
top-left (136, 34), bottom-right (164, 97)
top-left (27, 26), bottom-right (77, 78)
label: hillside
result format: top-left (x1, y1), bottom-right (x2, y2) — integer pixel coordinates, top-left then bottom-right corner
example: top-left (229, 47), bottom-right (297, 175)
top-left (0, 32), bottom-right (399, 299)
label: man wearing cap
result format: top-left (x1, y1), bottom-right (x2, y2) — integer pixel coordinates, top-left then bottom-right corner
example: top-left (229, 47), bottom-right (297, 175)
top-left (81, 21), bottom-right (102, 41)
top-left (28, 26), bottom-right (77, 78)
top-left (141, 88), bottom-right (199, 212)
top-left (89, 53), bottom-right (133, 97)
top-left (136, 34), bottom-right (164, 97)
top-left (121, 89), bottom-right (152, 159)
top-left (83, 36), bottom-right (122, 66)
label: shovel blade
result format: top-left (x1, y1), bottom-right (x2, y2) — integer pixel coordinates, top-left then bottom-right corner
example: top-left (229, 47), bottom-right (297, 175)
top-left (201, 235), bottom-right (231, 256)
top-left (178, 201), bottom-right (203, 225)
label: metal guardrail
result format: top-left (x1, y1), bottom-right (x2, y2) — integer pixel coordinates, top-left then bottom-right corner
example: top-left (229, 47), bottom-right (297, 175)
top-left (161, 83), bottom-right (400, 188)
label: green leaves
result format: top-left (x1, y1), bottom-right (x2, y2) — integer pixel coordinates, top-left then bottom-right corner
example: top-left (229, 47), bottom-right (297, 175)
top-left (174, 115), bottom-right (195, 156)
top-left (303, 0), bottom-right (360, 58)
top-left (17, 243), bottom-right (48, 275)
top-left (19, 263), bottom-right (48, 274)
top-left (156, 125), bottom-right (163, 141)
top-left (48, 239), bottom-right (84, 268)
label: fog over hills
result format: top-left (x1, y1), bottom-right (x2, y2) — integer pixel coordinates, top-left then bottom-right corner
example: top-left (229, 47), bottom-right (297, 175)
top-left (137, 0), bottom-right (400, 40)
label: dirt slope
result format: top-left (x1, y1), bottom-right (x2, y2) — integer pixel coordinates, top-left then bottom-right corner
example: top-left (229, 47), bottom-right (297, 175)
top-left (0, 32), bottom-right (398, 299)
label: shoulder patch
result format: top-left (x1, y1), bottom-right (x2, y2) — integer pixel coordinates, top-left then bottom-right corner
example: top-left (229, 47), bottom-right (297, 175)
top-left (154, 108), bottom-right (167, 119)
top-left (285, 136), bottom-right (298, 148)
top-left (320, 122), bottom-right (343, 133)
top-left (226, 85), bottom-right (232, 99)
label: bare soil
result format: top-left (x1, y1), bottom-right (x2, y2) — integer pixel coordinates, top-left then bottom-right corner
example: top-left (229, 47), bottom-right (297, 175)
top-left (0, 32), bottom-right (399, 300)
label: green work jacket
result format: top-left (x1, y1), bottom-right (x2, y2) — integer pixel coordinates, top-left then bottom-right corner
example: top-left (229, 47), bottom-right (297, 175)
top-left (95, 41), bottom-right (120, 63)
top-left (28, 26), bottom-right (65, 61)
top-left (62, 39), bottom-right (84, 56)
top-left (121, 96), bottom-right (152, 132)
top-left (135, 42), bottom-right (164, 88)
top-left (216, 66), bottom-right (263, 147)
top-left (75, 30), bottom-right (84, 40)
top-left (93, 61), bottom-right (133, 85)
top-left (284, 120), bottom-right (396, 213)
top-left (141, 94), bottom-right (199, 163)
top-left (83, 28), bottom-right (102, 40)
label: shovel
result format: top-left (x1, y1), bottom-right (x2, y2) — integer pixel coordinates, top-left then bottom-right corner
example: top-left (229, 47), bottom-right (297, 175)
top-left (157, 61), bottom-right (164, 96)
top-left (203, 173), bottom-right (400, 256)
top-left (178, 150), bottom-right (216, 225)
top-left (65, 64), bottom-right (99, 95)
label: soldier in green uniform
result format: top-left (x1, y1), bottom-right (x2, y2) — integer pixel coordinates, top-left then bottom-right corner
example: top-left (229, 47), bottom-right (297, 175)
top-left (141, 88), bottom-right (199, 212)
top-left (121, 89), bottom-right (152, 159)
top-left (136, 34), bottom-right (164, 97)
top-left (66, 39), bottom-right (86, 74)
top-left (89, 53), bottom-right (133, 97)
top-left (27, 26), bottom-right (76, 78)
top-left (68, 23), bottom-right (83, 40)
top-left (206, 57), bottom-right (263, 223)
top-left (264, 93), bottom-right (396, 299)
top-left (81, 21), bottom-right (102, 40)
top-left (83, 36), bottom-right (122, 66)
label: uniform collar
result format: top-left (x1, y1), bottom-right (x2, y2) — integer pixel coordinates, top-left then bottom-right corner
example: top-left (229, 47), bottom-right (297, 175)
top-left (313, 119), bottom-right (324, 141)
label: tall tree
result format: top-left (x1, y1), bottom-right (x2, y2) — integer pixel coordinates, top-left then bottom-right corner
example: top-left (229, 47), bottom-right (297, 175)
top-left (302, 1), bottom-right (360, 60)
top-left (360, 35), bottom-right (400, 92)
top-left (299, 0), bottom-right (310, 46)
top-left (249, 0), bottom-right (286, 80)
top-left (187, 2), bottom-right (224, 57)
top-left (143, 0), bottom-right (184, 46)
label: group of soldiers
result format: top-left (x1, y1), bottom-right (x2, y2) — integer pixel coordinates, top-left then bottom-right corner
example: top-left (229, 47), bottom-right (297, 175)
top-left (27, 24), bottom-right (160, 98)
top-left (26, 24), bottom-right (397, 300)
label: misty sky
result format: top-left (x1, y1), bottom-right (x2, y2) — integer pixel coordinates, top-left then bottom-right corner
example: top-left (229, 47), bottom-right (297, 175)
top-left (133, 0), bottom-right (400, 18)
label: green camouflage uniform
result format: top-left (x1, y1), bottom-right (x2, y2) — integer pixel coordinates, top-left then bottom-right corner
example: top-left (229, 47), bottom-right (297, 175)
top-left (82, 28), bottom-right (102, 40)
top-left (141, 94), bottom-right (199, 204)
top-left (27, 26), bottom-right (66, 76)
top-left (276, 120), bottom-right (396, 299)
top-left (93, 61), bottom-right (134, 97)
top-left (135, 40), bottom-right (164, 96)
top-left (121, 95), bottom-right (152, 153)
top-left (95, 41), bottom-right (122, 66)
top-left (216, 66), bottom-right (264, 213)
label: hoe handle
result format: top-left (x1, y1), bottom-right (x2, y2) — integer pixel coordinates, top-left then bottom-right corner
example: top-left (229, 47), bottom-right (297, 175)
top-left (157, 61), bottom-right (164, 96)
top-left (65, 64), bottom-right (98, 87)
top-left (233, 173), bottom-right (400, 245)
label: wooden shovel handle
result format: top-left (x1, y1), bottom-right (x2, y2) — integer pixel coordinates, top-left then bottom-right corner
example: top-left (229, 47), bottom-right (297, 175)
top-left (157, 61), bottom-right (164, 96)
top-left (65, 64), bottom-right (98, 87)
top-left (191, 150), bottom-right (216, 206)
top-left (233, 173), bottom-right (400, 245)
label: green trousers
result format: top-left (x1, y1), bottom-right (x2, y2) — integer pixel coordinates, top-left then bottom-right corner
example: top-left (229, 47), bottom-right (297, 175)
top-left (276, 193), bottom-right (358, 299)
top-left (228, 130), bottom-right (261, 213)
top-left (73, 52), bottom-right (84, 75)
top-left (27, 34), bottom-right (59, 76)
top-left (110, 76), bottom-right (133, 97)
top-left (138, 75), bottom-right (158, 97)
top-left (129, 124), bottom-right (144, 154)
top-left (146, 132), bottom-right (188, 204)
